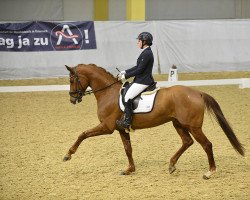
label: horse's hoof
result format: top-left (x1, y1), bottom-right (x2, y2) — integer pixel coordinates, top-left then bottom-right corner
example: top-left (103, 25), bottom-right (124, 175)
top-left (203, 174), bottom-right (210, 180)
top-left (120, 169), bottom-right (134, 175)
top-left (203, 170), bottom-right (216, 180)
top-left (169, 165), bottom-right (176, 174)
top-left (120, 170), bottom-right (130, 175)
top-left (120, 171), bottom-right (127, 175)
top-left (63, 156), bottom-right (71, 162)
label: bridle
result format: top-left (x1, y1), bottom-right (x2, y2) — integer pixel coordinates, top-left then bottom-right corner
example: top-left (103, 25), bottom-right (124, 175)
top-left (69, 67), bottom-right (120, 102)
top-left (69, 72), bottom-right (85, 103)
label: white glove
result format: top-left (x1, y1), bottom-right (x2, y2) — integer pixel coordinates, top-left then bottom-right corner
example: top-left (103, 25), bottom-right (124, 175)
top-left (118, 72), bottom-right (126, 81)
top-left (120, 70), bottom-right (126, 75)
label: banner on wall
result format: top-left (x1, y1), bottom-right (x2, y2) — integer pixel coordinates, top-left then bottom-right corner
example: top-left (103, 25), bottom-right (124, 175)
top-left (0, 21), bottom-right (96, 51)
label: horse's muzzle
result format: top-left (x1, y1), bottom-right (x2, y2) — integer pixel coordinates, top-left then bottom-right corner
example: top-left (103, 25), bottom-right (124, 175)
top-left (70, 97), bottom-right (82, 104)
top-left (70, 99), bottom-right (76, 104)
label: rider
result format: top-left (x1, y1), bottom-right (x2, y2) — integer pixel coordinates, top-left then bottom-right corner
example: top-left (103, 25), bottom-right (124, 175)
top-left (117, 32), bottom-right (155, 129)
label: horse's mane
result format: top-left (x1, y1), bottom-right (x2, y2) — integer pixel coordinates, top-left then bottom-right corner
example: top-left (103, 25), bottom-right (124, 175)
top-left (81, 64), bottom-right (117, 81)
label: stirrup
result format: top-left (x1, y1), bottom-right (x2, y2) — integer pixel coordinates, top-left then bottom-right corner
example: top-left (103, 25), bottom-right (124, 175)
top-left (116, 119), bottom-right (130, 129)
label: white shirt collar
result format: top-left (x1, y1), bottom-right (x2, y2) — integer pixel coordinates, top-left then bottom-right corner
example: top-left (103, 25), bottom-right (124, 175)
top-left (142, 46), bottom-right (149, 52)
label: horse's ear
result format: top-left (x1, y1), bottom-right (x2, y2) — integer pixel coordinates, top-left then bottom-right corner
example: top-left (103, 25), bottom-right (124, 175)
top-left (65, 65), bottom-right (74, 74)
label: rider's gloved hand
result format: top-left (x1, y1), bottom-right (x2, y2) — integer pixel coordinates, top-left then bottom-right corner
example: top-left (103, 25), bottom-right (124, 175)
top-left (118, 71), bottom-right (126, 81)
top-left (117, 72), bottom-right (125, 81)
top-left (120, 70), bottom-right (126, 75)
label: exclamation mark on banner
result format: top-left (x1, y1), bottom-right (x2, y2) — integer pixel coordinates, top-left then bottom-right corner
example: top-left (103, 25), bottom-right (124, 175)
top-left (84, 29), bottom-right (89, 44)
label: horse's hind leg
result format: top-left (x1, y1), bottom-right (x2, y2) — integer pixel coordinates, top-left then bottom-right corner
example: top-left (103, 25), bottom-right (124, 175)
top-left (189, 127), bottom-right (216, 179)
top-left (119, 130), bottom-right (135, 175)
top-left (169, 120), bottom-right (194, 174)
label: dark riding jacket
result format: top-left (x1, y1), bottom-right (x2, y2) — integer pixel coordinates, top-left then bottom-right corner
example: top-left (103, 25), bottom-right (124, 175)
top-left (125, 47), bottom-right (154, 85)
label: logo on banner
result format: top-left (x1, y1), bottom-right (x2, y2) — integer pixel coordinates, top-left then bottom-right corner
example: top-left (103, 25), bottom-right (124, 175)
top-left (50, 23), bottom-right (83, 50)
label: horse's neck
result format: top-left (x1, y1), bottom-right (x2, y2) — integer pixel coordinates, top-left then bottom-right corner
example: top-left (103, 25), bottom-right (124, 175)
top-left (80, 66), bottom-right (120, 98)
top-left (89, 71), bottom-right (115, 90)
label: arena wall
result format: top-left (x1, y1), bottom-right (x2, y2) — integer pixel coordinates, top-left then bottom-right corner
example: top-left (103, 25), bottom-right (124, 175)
top-left (0, 0), bottom-right (250, 21)
top-left (0, 1), bottom-right (250, 79)
top-left (1, 20), bottom-right (250, 79)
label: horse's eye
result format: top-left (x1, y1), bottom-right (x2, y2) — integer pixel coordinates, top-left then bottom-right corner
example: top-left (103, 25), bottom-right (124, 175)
top-left (69, 76), bottom-right (74, 83)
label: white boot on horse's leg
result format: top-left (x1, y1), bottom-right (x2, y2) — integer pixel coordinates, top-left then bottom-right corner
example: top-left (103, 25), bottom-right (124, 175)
top-left (203, 169), bottom-right (216, 179)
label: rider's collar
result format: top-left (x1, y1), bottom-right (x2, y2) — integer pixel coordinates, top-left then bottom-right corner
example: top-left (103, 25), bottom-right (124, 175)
top-left (142, 46), bottom-right (149, 52)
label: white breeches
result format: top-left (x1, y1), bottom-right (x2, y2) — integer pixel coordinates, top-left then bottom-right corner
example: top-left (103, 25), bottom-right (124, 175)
top-left (125, 83), bottom-right (148, 102)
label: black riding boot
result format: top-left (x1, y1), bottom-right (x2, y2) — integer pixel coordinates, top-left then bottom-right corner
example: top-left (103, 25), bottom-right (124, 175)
top-left (116, 100), bottom-right (133, 129)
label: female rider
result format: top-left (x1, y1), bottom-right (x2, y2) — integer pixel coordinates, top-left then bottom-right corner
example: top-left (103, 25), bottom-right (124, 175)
top-left (117, 32), bottom-right (155, 129)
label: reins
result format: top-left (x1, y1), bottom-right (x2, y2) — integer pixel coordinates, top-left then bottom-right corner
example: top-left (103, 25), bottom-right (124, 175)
top-left (83, 80), bottom-right (120, 95)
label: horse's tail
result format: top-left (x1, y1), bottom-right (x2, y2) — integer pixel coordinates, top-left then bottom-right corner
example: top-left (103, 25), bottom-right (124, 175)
top-left (202, 93), bottom-right (245, 156)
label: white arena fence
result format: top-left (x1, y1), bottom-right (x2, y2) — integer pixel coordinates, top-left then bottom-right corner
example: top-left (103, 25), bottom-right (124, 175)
top-left (0, 78), bottom-right (249, 93)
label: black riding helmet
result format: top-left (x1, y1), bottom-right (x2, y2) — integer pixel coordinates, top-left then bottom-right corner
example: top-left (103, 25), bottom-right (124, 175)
top-left (137, 32), bottom-right (153, 46)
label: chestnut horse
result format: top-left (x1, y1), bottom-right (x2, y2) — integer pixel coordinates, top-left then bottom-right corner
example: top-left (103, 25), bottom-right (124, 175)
top-left (63, 64), bottom-right (245, 179)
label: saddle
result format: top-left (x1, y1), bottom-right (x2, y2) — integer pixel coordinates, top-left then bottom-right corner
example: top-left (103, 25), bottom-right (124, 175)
top-left (119, 81), bottom-right (159, 113)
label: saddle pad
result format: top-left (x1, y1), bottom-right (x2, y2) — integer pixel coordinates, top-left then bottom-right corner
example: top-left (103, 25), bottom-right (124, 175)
top-left (119, 90), bottom-right (158, 113)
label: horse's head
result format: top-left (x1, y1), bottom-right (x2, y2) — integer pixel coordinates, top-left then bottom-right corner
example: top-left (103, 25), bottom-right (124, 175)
top-left (65, 65), bottom-right (89, 104)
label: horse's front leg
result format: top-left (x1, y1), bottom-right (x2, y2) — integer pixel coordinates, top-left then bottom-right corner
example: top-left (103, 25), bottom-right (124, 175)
top-left (119, 130), bottom-right (135, 175)
top-left (63, 123), bottom-right (113, 161)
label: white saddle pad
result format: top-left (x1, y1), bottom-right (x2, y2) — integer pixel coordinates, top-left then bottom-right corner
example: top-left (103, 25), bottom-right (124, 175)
top-left (119, 89), bottom-right (159, 113)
